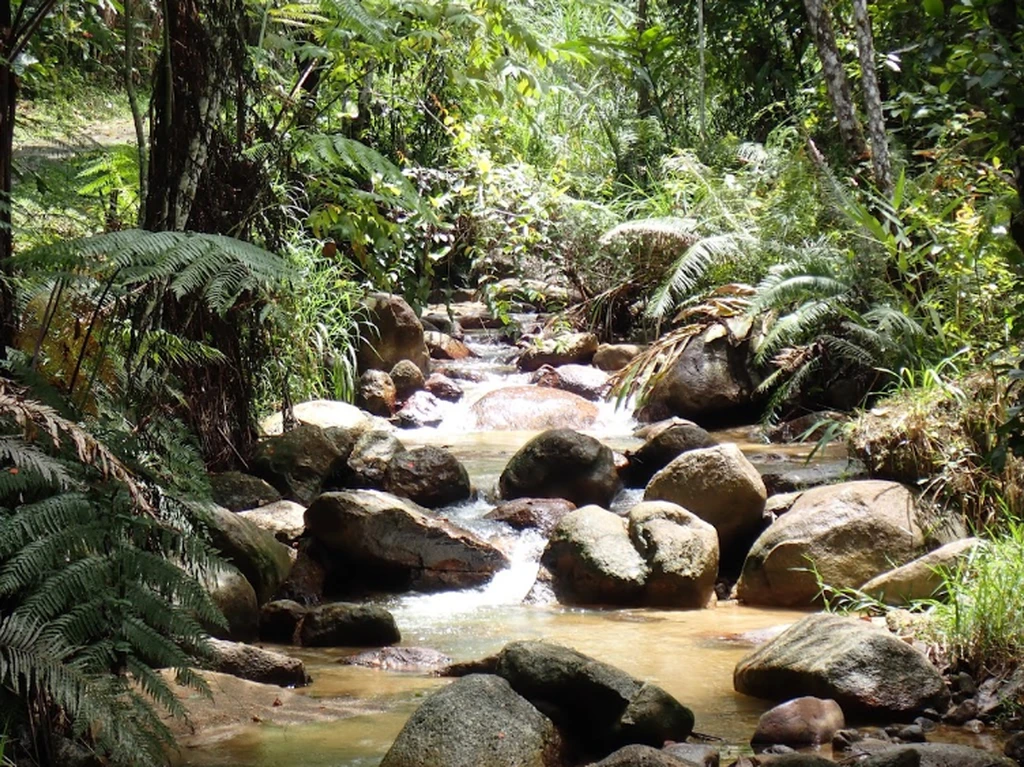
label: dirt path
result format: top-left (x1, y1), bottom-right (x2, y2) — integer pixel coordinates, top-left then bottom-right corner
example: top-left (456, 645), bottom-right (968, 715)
top-left (13, 116), bottom-right (140, 167)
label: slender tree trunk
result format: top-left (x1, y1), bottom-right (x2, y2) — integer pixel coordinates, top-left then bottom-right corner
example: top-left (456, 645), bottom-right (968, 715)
top-left (636, 0), bottom-right (653, 118)
top-left (123, 0), bottom-right (149, 224)
top-left (697, 0), bottom-right (706, 139)
top-left (851, 0), bottom-right (893, 195)
top-left (1, 0), bottom-right (18, 356)
top-left (802, 0), bottom-right (867, 157)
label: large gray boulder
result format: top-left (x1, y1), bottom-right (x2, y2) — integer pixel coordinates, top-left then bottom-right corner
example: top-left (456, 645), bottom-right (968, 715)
top-left (494, 640), bottom-right (694, 755)
top-left (207, 638), bottom-right (308, 687)
top-left (531, 363), bottom-right (610, 401)
top-left (259, 399), bottom-right (380, 437)
top-left (197, 505), bottom-right (293, 604)
top-left (628, 502), bottom-right (718, 608)
top-left (644, 444), bottom-right (766, 564)
top-left (209, 471), bottom-right (282, 512)
top-left (237, 500), bottom-right (306, 544)
top-left (517, 332), bottom-right (599, 371)
top-left (736, 481), bottom-right (936, 607)
top-left (859, 537), bottom-right (983, 605)
top-left (591, 745), bottom-right (697, 767)
top-left (379, 674), bottom-right (564, 767)
top-left (860, 744), bottom-right (1013, 767)
top-left (470, 386), bottom-right (599, 431)
top-left (299, 602), bottom-right (401, 647)
top-left (344, 430), bottom-right (404, 488)
top-left (357, 292), bottom-right (430, 374)
top-left (204, 566), bottom-right (259, 642)
top-left (622, 419), bottom-right (717, 486)
top-left (500, 429), bottom-right (622, 508)
top-left (383, 446), bottom-right (472, 508)
top-left (252, 423), bottom-right (355, 504)
top-left (304, 490), bottom-right (509, 592)
top-left (733, 613), bottom-right (949, 717)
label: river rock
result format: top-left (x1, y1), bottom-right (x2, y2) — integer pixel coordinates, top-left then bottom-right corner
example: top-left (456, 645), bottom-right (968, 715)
top-left (299, 602), bottom-right (401, 647)
top-left (425, 331), bottom-right (475, 360)
top-left (344, 430), bottom-right (404, 488)
top-left (207, 638), bottom-right (309, 687)
top-left (357, 292), bottom-right (430, 374)
top-left (237, 500), bottom-right (306, 544)
top-left (662, 743), bottom-right (719, 767)
top-left (494, 640), bottom-right (694, 754)
top-left (593, 343), bottom-right (643, 372)
top-left (424, 372), bottom-right (463, 402)
top-left (470, 385), bottom-right (600, 430)
top-left (500, 429), bottom-right (622, 508)
top-left (357, 369), bottom-right (397, 417)
top-left (252, 423), bottom-right (355, 504)
top-left (209, 471), bottom-right (282, 512)
top-left (259, 599), bottom-right (307, 644)
top-left (859, 537), bottom-right (984, 605)
top-left (383, 446), bottom-right (472, 508)
top-left (485, 498), bottom-right (577, 534)
top-left (379, 674), bottom-right (564, 767)
top-left (622, 419), bottom-right (717, 486)
top-left (259, 398), bottom-right (381, 436)
top-left (531, 363), bottom-right (611, 401)
top-left (860, 744), bottom-right (1013, 767)
top-left (592, 745), bottom-right (697, 767)
top-left (304, 490), bottom-right (509, 591)
top-left (395, 390), bottom-right (445, 428)
top-left (751, 697), bottom-right (845, 746)
top-left (273, 540), bottom-right (328, 604)
top-left (518, 332), bottom-right (599, 371)
top-left (733, 613), bottom-right (949, 717)
top-left (339, 646), bottom-right (452, 672)
top-left (736, 481), bottom-right (934, 607)
top-left (628, 502), bottom-right (718, 608)
top-left (644, 444), bottom-right (766, 565)
top-left (390, 359), bottom-right (426, 399)
top-left (205, 567), bottom-right (259, 642)
top-left (197, 505), bottom-right (293, 604)
top-left (541, 506), bottom-right (648, 605)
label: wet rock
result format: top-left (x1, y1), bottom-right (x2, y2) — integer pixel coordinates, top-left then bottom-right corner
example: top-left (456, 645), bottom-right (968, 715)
top-left (470, 385), bottom-right (599, 430)
top-left (424, 372), bottom-right (463, 402)
top-left (628, 502), bottom-right (718, 608)
top-left (734, 613), bottom-right (950, 717)
top-left (859, 538), bottom-right (984, 605)
top-left (205, 567), bottom-right (259, 642)
top-left (252, 423), bottom-right (356, 504)
top-left (379, 674), bottom-right (564, 767)
top-left (197, 505), bottom-right (293, 604)
top-left (493, 640), bottom-right (694, 754)
top-left (259, 399), bottom-right (381, 437)
top-left (383, 446), bottom-right (472, 508)
top-left (1004, 732), bottom-right (1024, 763)
top-left (339, 646), bottom-right (452, 672)
top-left (357, 292), bottom-right (429, 374)
top-left (943, 698), bottom-right (979, 725)
top-left (895, 724), bottom-right (927, 742)
top-left (344, 430), bottom-right (405, 488)
top-left (273, 540), bottom-right (328, 604)
top-left (756, 756), bottom-right (831, 766)
top-left (592, 744), bottom-right (696, 767)
top-left (432, 301), bottom-right (505, 330)
top-left (518, 332), bottom-right (600, 371)
top-left (593, 343), bottom-right (643, 372)
top-left (621, 419), bottom-right (717, 486)
top-left (207, 638), bottom-right (309, 687)
top-left (299, 602), bottom-right (401, 647)
top-left (357, 369), bottom-right (397, 417)
top-left (237, 500), bottom-right (306, 544)
top-left (751, 697), bottom-right (845, 746)
top-left (390, 359), bottom-right (426, 399)
top-left (425, 331), bottom-right (475, 360)
top-left (395, 390), bottom-right (445, 428)
top-left (662, 743), bottom-right (719, 767)
top-left (644, 444), bottom-right (766, 565)
top-left (209, 471), bottom-right (282, 512)
top-left (500, 429), bottom-right (622, 508)
top-left (736, 481), bottom-right (937, 607)
top-left (485, 498), bottom-right (577, 535)
top-left (757, 458), bottom-right (868, 496)
top-left (304, 490), bottom-right (509, 592)
top-left (531, 363), bottom-right (610, 401)
top-left (259, 599), bottom-right (307, 644)
top-left (865, 744), bottom-right (1012, 766)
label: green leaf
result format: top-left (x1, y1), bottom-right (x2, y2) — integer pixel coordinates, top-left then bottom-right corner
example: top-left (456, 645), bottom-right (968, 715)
top-left (923, 0), bottom-right (944, 17)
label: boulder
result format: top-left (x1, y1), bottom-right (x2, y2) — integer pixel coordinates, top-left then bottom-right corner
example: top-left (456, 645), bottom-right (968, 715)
top-left (485, 498), bottom-right (577, 535)
top-left (591, 745), bottom-right (696, 767)
top-left (662, 743), bottom-right (719, 767)
top-left (424, 372), bottom-right (464, 402)
top-left (531, 364), bottom-right (610, 401)
top-left (470, 386), bottom-right (599, 431)
top-left (259, 599), bottom-right (307, 644)
top-left (425, 331), bottom-right (475, 360)
top-left (861, 744), bottom-right (1013, 767)
top-left (395, 390), bottom-right (445, 428)
top-left (541, 506), bottom-right (648, 605)
top-left (390, 359), bottom-right (426, 399)
top-left (434, 301), bottom-right (504, 330)
top-left (237, 500), bottom-right (306, 544)
top-left (339, 646), bottom-right (452, 672)
top-left (494, 640), bottom-right (694, 754)
top-left (644, 444), bottom-right (766, 564)
top-left (383, 446), bottom-right (472, 508)
top-left (259, 399), bottom-right (380, 437)
top-left (209, 471), bottom-right (281, 512)
top-left (379, 674), bottom-right (564, 767)
top-left (252, 423), bottom-right (355, 504)
top-left (500, 429), bottom-right (622, 508)
top-left (204, 567), bottom-right (259, 642)
top-left (518, 332), bottom-right (599, 371)
top-left (273, 540), bottom-right (327, 604)
top-left (593, 344), bottom-right (643, 372)
top-left (621, 420), bottom-right (717, 486)
top-left (207, 638), bottom-right (308, 687)
top-left (859, 538), bottom-right (984, 605)
top-left (751, 697), bottom-right (845, 746)
top-left (628, 502), bottom-right (718, 608)
top-left (736, 481), bottom-right (934, 607)
top-left (299, 602), bottom-right (401, 647)
top-left (344, 430), bottom-right (405, 488)
top-left (304, 490), bottom-right (509, 592)
top-left (197, 505), bottom-right (293, 604)
top-left (733, 613), bottom-right (949, 717)
top-left (357, 292), bottom-right (429, 374)
top-left (357, 369), bottom-right (397, 417)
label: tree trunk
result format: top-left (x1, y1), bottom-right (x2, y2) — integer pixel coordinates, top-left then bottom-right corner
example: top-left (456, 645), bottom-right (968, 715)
top-left (123, 0), bottom-right (148, 225)
top-left (636, 0), bottom-right (653, 118)
top-left (0, 0), bottom-right (16, 356)
top-left (851, 0), bottom-right (893, 195)
top-left (802, 0), bottom-right (867, 158)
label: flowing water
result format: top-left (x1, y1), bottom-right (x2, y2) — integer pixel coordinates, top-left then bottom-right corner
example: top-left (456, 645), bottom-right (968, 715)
top-left (179, 334), bottom-right (849, 767)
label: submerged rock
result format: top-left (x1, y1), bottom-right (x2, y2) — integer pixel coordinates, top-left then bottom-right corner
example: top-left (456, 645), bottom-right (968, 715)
top-left (339, 646), bottom-right (452, 672)
top-left (207, 638), bottom-right (309, 687)
top-left (485, 498), bottom-right (577, 535)
top-left (470, 385), bottom-right (599, 431)
top-left (751, 696), bottom-right (845, 746)
top-left (299, 602), bottom-right (401, 647)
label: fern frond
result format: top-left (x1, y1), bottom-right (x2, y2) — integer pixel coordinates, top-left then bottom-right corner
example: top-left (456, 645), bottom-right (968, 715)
top-left (648, 232), bottom-right (755, 319)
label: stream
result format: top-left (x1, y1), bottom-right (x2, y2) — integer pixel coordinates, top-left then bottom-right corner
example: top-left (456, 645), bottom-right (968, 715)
top-left (178, 333), bottom-right (848, 767)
